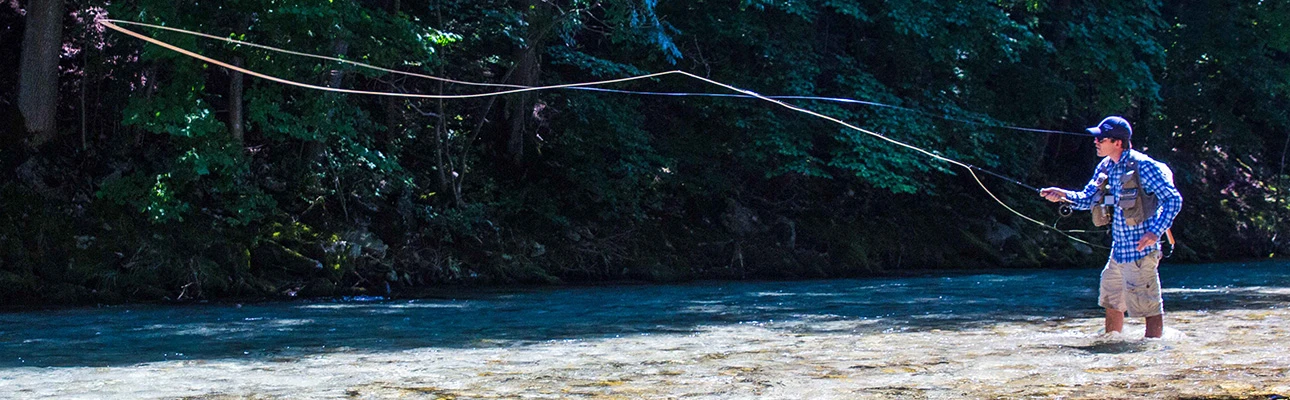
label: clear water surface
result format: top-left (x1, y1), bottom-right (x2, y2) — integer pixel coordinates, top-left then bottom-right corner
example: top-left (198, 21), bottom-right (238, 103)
top-left (2, 260), bottom-right (1287, 368)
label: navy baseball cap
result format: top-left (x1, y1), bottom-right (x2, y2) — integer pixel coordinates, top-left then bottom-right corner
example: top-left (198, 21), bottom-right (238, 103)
top-left (1087, 116), bottom-right (1132, 140)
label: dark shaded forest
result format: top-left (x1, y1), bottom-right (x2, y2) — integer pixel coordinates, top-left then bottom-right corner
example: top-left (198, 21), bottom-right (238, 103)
top-left (2, 0), bottom-right (1287, 305)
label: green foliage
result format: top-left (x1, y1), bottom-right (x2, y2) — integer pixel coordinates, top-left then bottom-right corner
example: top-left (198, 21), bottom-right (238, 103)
top-left (541, 93), bottom-right (669, 222)
top-left (1150, 0), bottom-right (1290, 259)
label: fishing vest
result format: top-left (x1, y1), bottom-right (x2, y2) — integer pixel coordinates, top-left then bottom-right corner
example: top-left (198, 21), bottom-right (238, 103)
top-left (1091, 157), bottom-right (1158, 227)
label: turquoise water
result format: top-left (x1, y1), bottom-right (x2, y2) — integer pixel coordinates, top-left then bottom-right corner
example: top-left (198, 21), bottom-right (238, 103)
top-left (3, 261), bottom-right (1287, 368)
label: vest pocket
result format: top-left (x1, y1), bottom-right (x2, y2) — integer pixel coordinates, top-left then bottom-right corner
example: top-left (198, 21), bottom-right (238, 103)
top-left (1093, 205), bottom-right (1112, 227)
top-left (1121, 188), bottom-right (1138, 208)
top-left (1122, 170), bottom-right (1140, 188)
top-left (1121, 188), bottom-right (1146, 225)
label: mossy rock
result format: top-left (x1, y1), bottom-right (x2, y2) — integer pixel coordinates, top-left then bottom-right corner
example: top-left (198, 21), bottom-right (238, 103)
top-left (0, 270), bottom-right (37, 304)
top-left (299, 278), bottom-right (337, 297)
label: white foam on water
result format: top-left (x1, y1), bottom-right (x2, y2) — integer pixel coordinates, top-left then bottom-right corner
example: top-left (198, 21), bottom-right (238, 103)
top-left (1088, 326), bottom-right (1188, 341)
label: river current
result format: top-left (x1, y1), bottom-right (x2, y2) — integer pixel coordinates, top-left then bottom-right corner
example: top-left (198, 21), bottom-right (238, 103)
top-left (2, 260), bottom-right (1288, 399)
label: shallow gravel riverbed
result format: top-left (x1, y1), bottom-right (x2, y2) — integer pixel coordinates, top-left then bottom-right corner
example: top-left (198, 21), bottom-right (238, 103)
top-left (3, 262), bottom-right (1287, 399)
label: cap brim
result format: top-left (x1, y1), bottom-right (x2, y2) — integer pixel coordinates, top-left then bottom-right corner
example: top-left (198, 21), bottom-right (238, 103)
top-left (1086, 127), bottom-right (1101, 136)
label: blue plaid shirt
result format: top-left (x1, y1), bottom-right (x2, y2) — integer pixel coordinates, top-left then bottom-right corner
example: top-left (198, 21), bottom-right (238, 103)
top-left (1065, 149), bottom-right (1183, 263)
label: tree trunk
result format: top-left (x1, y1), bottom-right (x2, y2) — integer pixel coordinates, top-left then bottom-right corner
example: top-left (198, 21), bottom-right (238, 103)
top-left (308, 39), bottom-right (349, 161)
top-left (506, 49), bottom-right (538, 164)
top-left (18, 0), bottom-right (65, 147)
top-left (503, 0), bottom-right (553, 165)
top-left (382, 0), bottom-right (400, 149)
top-left (229, 56), bottom-right (245, 144)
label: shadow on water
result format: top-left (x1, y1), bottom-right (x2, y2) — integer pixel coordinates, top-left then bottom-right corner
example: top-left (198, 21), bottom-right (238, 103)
top-left (1, 260), bottom-right (1286, 368)
top-left (1063, 340), bottom-right (1153, 354)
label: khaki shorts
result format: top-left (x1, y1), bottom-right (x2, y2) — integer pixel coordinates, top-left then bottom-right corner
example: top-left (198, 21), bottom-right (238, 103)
top-left (1098, 251), bottom-right (1164, 318)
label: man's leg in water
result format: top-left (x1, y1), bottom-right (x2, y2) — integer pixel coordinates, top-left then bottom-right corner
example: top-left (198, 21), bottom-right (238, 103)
top-left (1131, 252), bottom-right (1165, 339)
top-left (1099, 259), bottom-right (1126, 334)
top-left (1105, 307), bottom-right (1125, 334)
top-left (1145, 314), bottom-right (1163, 338)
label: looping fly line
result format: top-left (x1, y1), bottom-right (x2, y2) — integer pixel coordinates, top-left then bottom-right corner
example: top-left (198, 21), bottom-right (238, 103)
top-left (102, 19), bottom-right (1092, 137)
top-left (98, 18), bottom-right (1108, 250)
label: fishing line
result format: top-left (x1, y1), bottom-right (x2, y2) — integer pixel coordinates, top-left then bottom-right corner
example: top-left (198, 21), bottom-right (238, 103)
top-left (102, 19), bottom-right (682, 99)
top-left (578, 88), bottom-right (1089, 136)
top-left (99, 18), bottom-right (1107, 249)
top-left (672, 70), bottom-right (1106, 249)
top-left (102, 19), bottom-right (1091, 138)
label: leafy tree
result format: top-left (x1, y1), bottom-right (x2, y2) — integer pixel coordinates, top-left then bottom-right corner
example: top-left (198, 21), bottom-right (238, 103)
top-left (1155, 0), bottom-right (1290, 259)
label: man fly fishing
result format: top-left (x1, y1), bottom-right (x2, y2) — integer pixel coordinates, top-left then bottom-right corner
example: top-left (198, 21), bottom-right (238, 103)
top-left (1040, 116), bottom-right (1182, 339)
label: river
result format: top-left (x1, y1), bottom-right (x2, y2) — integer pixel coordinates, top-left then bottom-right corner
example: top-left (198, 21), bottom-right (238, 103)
top-left (2, 260), bottom-right (1288, 399)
